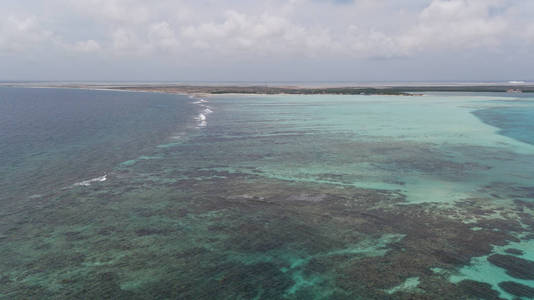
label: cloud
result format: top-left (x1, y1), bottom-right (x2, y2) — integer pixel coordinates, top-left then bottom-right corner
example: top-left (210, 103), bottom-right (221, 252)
top-left (65, 40), bottom-right (102, 53)
top-left (345, 26), bottom-right (399, 58)
top-left (180, 11), bottom-right (317, 56)
top-left (68, 0), bottom-right (151, 24)
top-left (111, 28), bottom-right (148, 55)
top-left (3, 0), bottom-right (530, 59)
top-left (148, 22), bottom-right (180, 52)
top-left (175, 0), bottom-right (517, 59)
top-left (0, 16), bottom-right (53, 54)
top-left (1, 0), bottom-right (534, 80)
top-left (524, 23), bottom-right (534, 43)
top-left (403, 0), bottom-right (508, 50)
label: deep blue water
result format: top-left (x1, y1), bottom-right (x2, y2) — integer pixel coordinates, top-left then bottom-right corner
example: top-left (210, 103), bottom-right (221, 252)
top-left (474, 102), bottom-right (534, 146)
top-left (0, 87), bottom-right (194, 204)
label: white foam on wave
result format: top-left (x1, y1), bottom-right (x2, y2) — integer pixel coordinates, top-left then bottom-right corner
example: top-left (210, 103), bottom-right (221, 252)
top-left (195, 113), bottom-right (207, 121)
top-left (191, 98), bottom-right (213, 128)
top-left (74, 174), bottom-right (107, 187)
top-left (195, 113), bottom-right (207, 127)
top-left (193, 99), bottom-right (208, 104)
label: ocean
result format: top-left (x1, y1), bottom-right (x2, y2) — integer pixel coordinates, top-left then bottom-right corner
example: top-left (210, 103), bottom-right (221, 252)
top-left (1, 87), bottom-right (533, 299)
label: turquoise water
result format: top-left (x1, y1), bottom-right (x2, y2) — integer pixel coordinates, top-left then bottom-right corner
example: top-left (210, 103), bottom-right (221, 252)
top-left (1, 88), bottom-right (533, 299)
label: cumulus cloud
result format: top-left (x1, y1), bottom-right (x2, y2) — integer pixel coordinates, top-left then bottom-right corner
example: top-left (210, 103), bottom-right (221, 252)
top-left (398, 0), bottom-right (508, 52)
top-left (180, 10), bottom-right (336, 57)
top-left (2, 0), bottom-right (530, 58)
top-left (173, 0), bottom-right (526, 59)
top-left (69, 0), bottom-right (151, 24)
top-left (0, 16), bottom-right (53, 53)
top-left (1, 0), bottom-right (533, 80)
top-left (64, 40), bottom-right (102, 53)
top-left (525, 24), bottom-right (534, 43)
top-left (111, 28), bottom-right (145, 54)
top-left (148, 22), bottom-right (180, 52)
top-left (345, 26), bottom-right (399, 58)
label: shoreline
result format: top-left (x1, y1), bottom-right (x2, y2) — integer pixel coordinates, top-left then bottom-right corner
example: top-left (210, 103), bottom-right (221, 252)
top-left (2, 83), bottom-right (533, 97)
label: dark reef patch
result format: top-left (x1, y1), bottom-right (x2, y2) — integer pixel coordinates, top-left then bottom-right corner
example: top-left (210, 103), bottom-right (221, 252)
top-left (64, 231), bottom-right (88, 241)
top-left (456, 280), bottom-right (504, 300)
top-left (498, 281), bottom-right (534, 298)
top-left (60, 272), bottom-right (137, 300)
top-left (134, 228), bottom-right (173, 236)
top-left (504, 248), bottom-right (524, 255)
top-left (487, 254), bottom-right (534, 280)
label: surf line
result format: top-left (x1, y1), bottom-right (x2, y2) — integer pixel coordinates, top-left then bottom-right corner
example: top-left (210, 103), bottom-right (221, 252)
top-left (73, 174), bottom-right (107, 187)
top-left (191, 97), bottom-right (213, 128)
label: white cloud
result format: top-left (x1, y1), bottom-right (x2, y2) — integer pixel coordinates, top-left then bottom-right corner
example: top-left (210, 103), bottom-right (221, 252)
top-left (180, 11), bottom-right (317, 55)
top-left (345, 26), bottom-right (399, 58)
top-left (3, 0), bottom-right (530, 59)
top-left (1, 0), bottom-right (534, 80)
top-left (148, 22), bottom-right (180, 52)
top-left (0, 16), bottom-right (53, 53)
top-left (69, 0), bottom-right (151, 24)
top-left (525, 24), bottom-right (534, 43)
top-left (66, 40), bottom-right (102, 53)
top-left (398, 0), bottom-right (508, 52)
top-left (110, 28), bottom-right (149, 55)
top-left (173, 0), bottom-right (522, 59)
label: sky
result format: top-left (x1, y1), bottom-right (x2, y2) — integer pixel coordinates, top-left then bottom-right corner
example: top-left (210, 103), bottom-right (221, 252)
top-left (1, 0), bottom-right (534, 82)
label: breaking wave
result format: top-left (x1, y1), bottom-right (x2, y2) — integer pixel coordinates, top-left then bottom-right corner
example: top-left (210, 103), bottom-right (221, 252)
top-left (74, 174), bottom-right (107, 187)
top-left (191, 97), bottom-right (213, 128)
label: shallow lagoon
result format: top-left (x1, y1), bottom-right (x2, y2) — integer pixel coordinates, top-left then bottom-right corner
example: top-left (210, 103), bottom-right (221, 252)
top-left (1, 88), bottom-right (533, 299)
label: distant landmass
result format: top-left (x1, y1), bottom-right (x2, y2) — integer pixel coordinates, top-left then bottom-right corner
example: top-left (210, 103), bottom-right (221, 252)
top-left (2, 82), bottom-right (533, 96)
